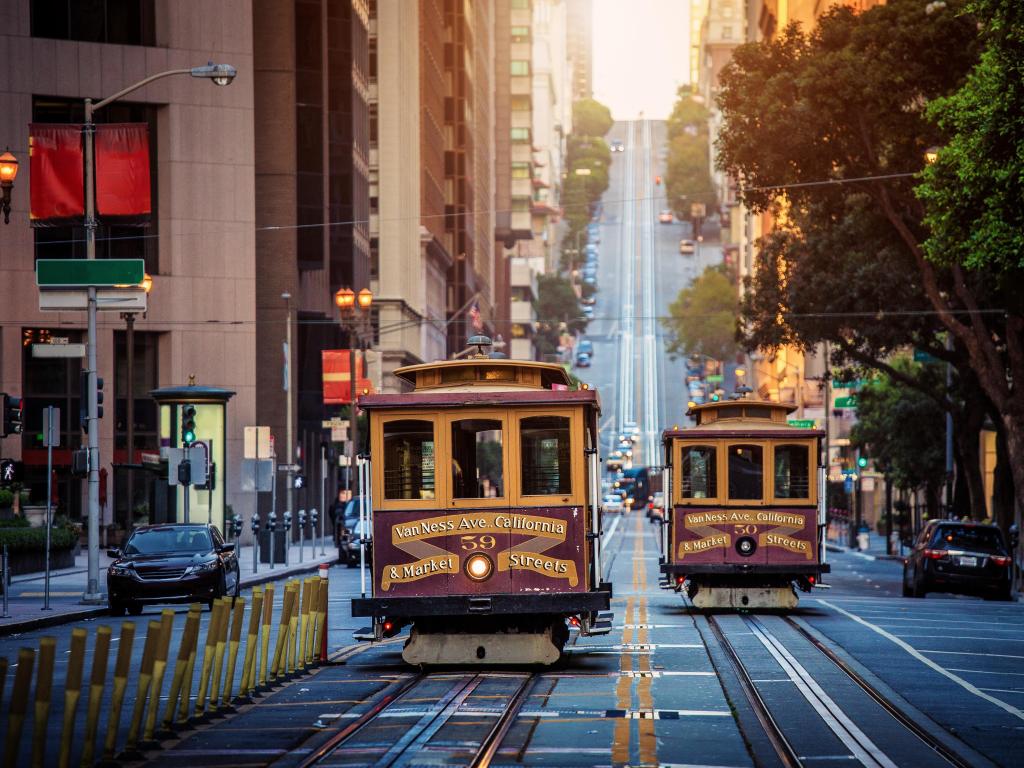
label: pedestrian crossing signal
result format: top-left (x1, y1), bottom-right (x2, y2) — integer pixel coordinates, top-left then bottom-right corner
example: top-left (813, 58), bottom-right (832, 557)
top-left (2, 394), bottom-right (22, 437)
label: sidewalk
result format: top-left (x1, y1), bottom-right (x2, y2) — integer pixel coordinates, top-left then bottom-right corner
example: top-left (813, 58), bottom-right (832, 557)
top-left (826, 530), bottom-right (905, 562)
top-left (1, 536), bottom-right (338, 636)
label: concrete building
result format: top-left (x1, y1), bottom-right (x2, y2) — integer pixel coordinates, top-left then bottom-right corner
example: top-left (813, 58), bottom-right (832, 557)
top-left (565, 0), bottom-right (593, 101)
top-left (0, 0), bottom-right (256, 534)
top-left (253, 0), bottom-right (370, 514)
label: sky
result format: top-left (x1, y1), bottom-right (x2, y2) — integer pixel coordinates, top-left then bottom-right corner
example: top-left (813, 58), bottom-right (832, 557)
top-left (591, 0), bottom-right (691, 121)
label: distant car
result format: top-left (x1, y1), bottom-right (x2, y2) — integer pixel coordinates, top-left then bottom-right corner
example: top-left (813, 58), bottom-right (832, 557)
top-left (581, 305), bottom-right (595, 318)
top-left (575, 351), bottom-right (591, 368)
top-left (578, 340), bottom-right (594, 356)
top-left (581, 295), bottom-right (596, 306)
top-left (583, 276), bottom-right (597, 287)
top-left (623, 422), bottom-right (640, 439)
top-left (587, 229), bottom-right (601, 244)
top-left (602, 495), bottom-right (624, 514)
top-left (107, 524), bottom-right (240, 614)
top-left (903, 521), bottom-right (1012, 600)
top-left (648, 491), bottom-right (666, 522)
top-left (337, 497), bottom-right (370, 565)
top-left (679, 239), bottom-right (696, 255)
top-left (658, 209), bottom-right (673, 224)
top-left (611, 140), bottom-right (624, 152)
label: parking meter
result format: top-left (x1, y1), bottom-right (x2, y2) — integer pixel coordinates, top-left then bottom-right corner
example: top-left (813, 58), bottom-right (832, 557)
top-left (250, 512), bottom-right (260, 573)
top-left (298, 509), bottom-right (307, 563)
top-left (283, 511), bottom-right (293, 566)
top-left (268, 510), bottom-right (278, 569)
top-left (309, 508), bottom-right (318, 560)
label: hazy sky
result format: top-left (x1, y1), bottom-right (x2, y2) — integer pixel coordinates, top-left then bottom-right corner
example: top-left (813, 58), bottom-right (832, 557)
top-left (591, 0), bottom-right (691, 121)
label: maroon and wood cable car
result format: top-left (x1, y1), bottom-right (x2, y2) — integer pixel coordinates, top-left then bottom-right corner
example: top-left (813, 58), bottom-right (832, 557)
top-left (351, 344), bottom-right (612, 665)
top-left (660, 399), bottom-right (829, 609)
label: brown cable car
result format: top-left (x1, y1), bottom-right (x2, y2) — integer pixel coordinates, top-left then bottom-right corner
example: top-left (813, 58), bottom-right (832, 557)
top-left (351, 339), bottom-right (612, 665)
top-left (660, 399), bottom-right (830, 609)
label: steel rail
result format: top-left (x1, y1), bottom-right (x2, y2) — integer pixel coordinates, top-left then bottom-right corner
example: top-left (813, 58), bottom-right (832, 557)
top-left (469, 673), bottom-right (536, 768)
top-left (706, 616), bottom-right (803, 768)
top-left (783, 617), bottom-right (973, 768)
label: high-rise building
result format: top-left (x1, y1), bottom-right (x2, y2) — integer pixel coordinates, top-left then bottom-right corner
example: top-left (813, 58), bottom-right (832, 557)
top-left (565, 0), bottom-right (593, 101)
top-left (253, 0), bottom-right (370, 504)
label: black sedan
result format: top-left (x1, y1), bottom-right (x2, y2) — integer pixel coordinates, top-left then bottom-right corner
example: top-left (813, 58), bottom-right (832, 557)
top-left (107, 523), bottom-right (240, 614)
top-left (903, 520), bottom-right (1012, 600)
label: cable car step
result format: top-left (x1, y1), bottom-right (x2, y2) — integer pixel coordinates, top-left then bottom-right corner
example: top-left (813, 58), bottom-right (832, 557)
top-left (353, 626), bottom-right (377, 641)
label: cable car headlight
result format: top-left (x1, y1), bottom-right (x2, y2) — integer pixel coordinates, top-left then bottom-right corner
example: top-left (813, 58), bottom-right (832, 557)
top-left (465, 553), bottom-right (494, 581)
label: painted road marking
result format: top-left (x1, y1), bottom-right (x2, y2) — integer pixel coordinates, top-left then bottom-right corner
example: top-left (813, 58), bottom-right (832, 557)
top-left (919, 649), bottom-right (1024, 659)
top-left (819, 599), bottom-right (1024, 722)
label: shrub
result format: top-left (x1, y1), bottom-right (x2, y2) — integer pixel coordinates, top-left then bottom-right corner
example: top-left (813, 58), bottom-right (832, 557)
top-left (0, 523), bottom-right (77, 552)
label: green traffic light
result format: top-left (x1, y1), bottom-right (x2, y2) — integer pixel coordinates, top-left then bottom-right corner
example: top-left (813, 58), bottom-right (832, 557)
top-left (183, 429), bottom-right (196, 444)
top-left (857, 456), bottom-right (868, 468)
top-left (711, 394), bottom-right (720, 402)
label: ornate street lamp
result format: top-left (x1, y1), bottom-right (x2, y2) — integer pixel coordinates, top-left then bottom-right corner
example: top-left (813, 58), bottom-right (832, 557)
top-left (335, 286), bottom-right (373, 500)
top-left (0, 149), bottom-right (19, 224)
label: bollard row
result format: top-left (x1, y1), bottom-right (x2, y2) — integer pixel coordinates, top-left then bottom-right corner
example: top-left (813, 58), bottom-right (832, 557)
top-left (0, 570), bottom-right (330, 768)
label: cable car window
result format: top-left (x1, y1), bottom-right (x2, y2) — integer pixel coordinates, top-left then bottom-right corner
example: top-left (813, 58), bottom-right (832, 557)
top-left (451, 419), bottom-right (504, 498)
top-left (680, 445), bottom-right (717, 499)
top-left (383, 420), bottom-right (436, 500)
top-left (728, 444), bottom-right (763, 500)
top-left (520, 416), bottom-right (571, 495)
top-left (774, 444), bottom-right (810, 498)
top-left (744, 406), bottom-right (773, 419)
top-left (718, 406), bottom-right (743, 419)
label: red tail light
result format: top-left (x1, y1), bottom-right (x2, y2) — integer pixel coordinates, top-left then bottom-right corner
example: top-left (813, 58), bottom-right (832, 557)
top-left (383, 620), bottom-right (394, 632)
top-left (924, 549), bottom-right (947, 560)
top-left (991, 555), bottom-right (1011, 567)
top-left (570, 616), bottom-right (580, 627)
top-left (808, 575), bottom-right (816, 584)
top-left (676, 576), bottom-right (685, 584)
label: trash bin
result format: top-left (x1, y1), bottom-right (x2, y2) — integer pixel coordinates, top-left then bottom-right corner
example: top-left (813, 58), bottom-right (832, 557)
top-left (857, 524), bottom-right (870, 551)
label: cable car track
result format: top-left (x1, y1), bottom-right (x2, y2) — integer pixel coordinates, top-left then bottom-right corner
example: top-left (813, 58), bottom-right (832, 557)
top-left (706, 614), bottom-right (974, 768)
top-left (297, 671), bottom-right (535, 767)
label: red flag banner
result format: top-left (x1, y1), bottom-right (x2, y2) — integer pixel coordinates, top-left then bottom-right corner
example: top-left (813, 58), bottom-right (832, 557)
top-left (323, 350), bottom-right (375, 403)
top-left (29, 124), bottom-right (85, 225)
top-left (95, 123), bottom-right (151, 222)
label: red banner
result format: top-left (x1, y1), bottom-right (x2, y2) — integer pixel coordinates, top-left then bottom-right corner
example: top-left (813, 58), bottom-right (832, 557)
top-left (95, 123), bottom-right (151, 222)
top-left (29, 124), bottom-right (84, 225)
top-left (323, 350), bottom-right (374, 404)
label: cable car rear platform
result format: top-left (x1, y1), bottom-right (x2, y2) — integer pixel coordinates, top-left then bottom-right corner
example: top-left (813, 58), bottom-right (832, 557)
top-left (352, 586), bottom-right (612, 618)
top-left (660, 563), bottom-right (830, 576)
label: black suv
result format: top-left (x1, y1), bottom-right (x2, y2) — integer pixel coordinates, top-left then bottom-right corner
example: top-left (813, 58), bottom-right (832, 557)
top-left (903, 520), bottom-right (1012, 600)
top-left (107, 524), bottom-right (240, 614)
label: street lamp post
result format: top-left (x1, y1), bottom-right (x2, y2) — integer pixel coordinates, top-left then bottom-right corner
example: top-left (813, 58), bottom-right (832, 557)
top-left (0, 149), bottom-right (19, 224)
top-left (282, 291), bottom-right (294, 550)
top-left (335, 288), bottom-right (373, 498)
top-left (121, 272), bottom-right (152, 532)
top-left (79, 63), bottom-right (236, 603)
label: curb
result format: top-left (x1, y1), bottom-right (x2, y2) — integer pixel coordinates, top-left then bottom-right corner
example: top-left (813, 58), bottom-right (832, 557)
top-left (0, 556), bottom-right (336, 637)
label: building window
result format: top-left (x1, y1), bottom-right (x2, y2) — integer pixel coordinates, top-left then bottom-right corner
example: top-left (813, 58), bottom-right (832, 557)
top-left (32, 96), bottom-right (160, 273)
top-left (368, 36), bottom-right (377, 79)
top-left (31, 0), bottom-right (156, 46)
top-left (510, 60), bottom-right (531, 77)
top-left (383, 420), bottom-right (436, 500)
top-left (511, 0), bottom-right (529, 8)
top-left (511, 162), bottom-right (531, 179)
top-left (451, 419), bottom-right (504, 499)
top-left (369, 102), bottom-right (378, 145)
top-left (510, 26), bottom-right (530, 43)
top-left (722, 25), bottom-right (734, 39)
top-left (510, 127), bottom-right (530, 143)
top-left (520, 416), bottom-right (571, 495)
top-left (728, 444), bottom-right (763, 500)
top-left (510, 95), bottom-right (531, 112)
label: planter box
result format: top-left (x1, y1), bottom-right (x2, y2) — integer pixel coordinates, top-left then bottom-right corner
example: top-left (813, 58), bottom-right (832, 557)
top-left (2, 547), bottom-right (75, 584)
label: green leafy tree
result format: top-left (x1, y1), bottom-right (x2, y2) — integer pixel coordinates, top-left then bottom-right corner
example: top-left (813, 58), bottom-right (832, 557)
top-left (661, 266), bottom-right (738, 362)
top-left (534, 273), bottom-right (585, 358)
top-left (666, 87), bottom-right (710, 140)
top-left (715, 0), bottom-right (1024, 517)
top-left (663, 90), bottom-right (716, 219)
top-left (572, 98), bottom-right (613, 137)
top-left (851, 358), bottom-right (946, 516)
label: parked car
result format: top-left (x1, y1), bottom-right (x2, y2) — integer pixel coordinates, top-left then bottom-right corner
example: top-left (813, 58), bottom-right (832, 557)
top-left (658, 209), bottom-right (674, 224)
top-left (582, 276), bottom-right (597, 287)
top-left (336, 496), bottom-right (369, 565)
top-left (602, 494), bottom-right (624, 514)
top-left (340, 517), bottom-right (373, 569)
top-left (575, 351), bottom-right (592, 368)
top-left (578, 340), bottom-right (594, 356)
top-left (647, 491), bottom-right (666, 521)
top-left (902, 521), bottom-right (1012, 600)
top-left (582, 305), bottom-right (595, 318)
top-left (611, 139), bottom-right (624, 153)
top-left (107, 524), bottom-right (240, 614)
top-left (679, 239), bottom-right (696, 255)
top-left (581, 295), bottom-right (596, 306)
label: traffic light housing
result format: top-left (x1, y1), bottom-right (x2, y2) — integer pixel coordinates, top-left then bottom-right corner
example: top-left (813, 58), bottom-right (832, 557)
top-left (78, 372), bottom-right (104, 430)
top-left (2, 394), bottom-right (23, 437)
top-left (182, 405), bottom-right (197, 445)
top-left (857, 456), bottom-right (869, 469)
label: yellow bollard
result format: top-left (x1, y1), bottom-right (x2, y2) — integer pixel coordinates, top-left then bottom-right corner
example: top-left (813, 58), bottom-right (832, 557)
top-left (123, 619), bottom-right (161, 754)
top-left (239, 587), bottom-right (263, 699)
top-left (259, 583), bottom-right (274, 688)
top-left (31, 636), bottom-right (57, 768)
top-left (163, 607), bottom-right (200, 732)
top-left (299, 578), bottom-right (312, 670)
top-left (194, 598), bottom-right (225, 719)
top-left (57, 628), bottom-right (87, 768)
top-left (80, 626), bottom-right (112, 767)
top-left (306, 578), bottom-right (319, 666)
top-left (288, 582), bottom-right (301, 675)
top-left (4, 648), bottom-right (35, 768)
top-left (318, 569), bottom-right (329, 662)
top-left (209, 598), bottom-right (231, 712)
top-left (102, 621), bottom-right (136, 761)
top-left (176, 605), bottom-right (202, 726)
top-left (142, 609), bottom-right (175, 743)
top-left (222, 597), bottom-right (246, 707)
top-left (271, 584), bottom-right (296, 681)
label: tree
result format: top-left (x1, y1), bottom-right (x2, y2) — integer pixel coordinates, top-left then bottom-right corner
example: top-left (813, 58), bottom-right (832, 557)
top-left (664, 91), bottom-right (717, 219)
top-left (661, 266), bottom-right (738, 362)
top-left (851, 358), bottom-right (946, 518)
top-left (572, 98), bottom-right (613, 138)
top-left (666, 87), bottom-right (710, 140)
top-left (715, 0), bottom-right (1024, 518)
top-left (534, 274), bottom-right (585, 358)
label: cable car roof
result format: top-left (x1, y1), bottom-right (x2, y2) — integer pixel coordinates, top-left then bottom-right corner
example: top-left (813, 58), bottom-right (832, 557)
top-left (392, 358), bottom-right (575, 391)
top-left (662, 399), bottom-right (824, 439)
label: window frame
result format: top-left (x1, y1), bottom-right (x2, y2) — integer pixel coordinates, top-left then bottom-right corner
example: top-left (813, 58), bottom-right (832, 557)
top-left (511, 408), bottom-right (584, 507)
top-left (725, 441), bottom-right (769, 504)
top-left (373, 413), bottom-right (443, 511)
top-left (444, 410), bottom-right (512, 509)
top-left (769, 440), bottom-right (817, 504)
top-left (674, 442), bottom-right (720, 505)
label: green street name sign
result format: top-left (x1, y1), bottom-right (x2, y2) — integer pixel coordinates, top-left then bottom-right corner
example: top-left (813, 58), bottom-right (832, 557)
top-left (36, 259), bottom-right (145, 288)
top-left (834, 395), bottom-right (858, 409)
top-left (787, 419), bottom-right (817, 428)
top-left (706, 374), bottom-right (724, 383)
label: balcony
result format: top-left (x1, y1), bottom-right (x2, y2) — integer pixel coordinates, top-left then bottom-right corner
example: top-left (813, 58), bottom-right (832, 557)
top-left (509, 258), bottom-right (537, 294)
top-left (510, 299), bottom-right (536, 325)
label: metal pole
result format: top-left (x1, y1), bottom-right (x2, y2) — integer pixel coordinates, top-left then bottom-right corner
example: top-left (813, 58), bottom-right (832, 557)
top-left (1, 544), bottom-right (9, 618)
top-left (182, 470), bottom-right (190, 524)
top-left (124, 311), bottom-right (135, 532)
top-left (349, 337), bottom-right (358, 498)
top-left (358, 457), bottom-right (366, 599)
top-left (43, 411), bottom-right (53, 611)
top-left (284, 293), bottom-right (294, 540)
top-left (298, 510), bottom-right (304, 563)
top-left (270, 462), bottom-right (277, 569)
top-left (319, 446), bottom-right (326, 556)
top-left (945, 335), bottom-right (954, 516)
top-left (83, 99), bottom-right (103, 602)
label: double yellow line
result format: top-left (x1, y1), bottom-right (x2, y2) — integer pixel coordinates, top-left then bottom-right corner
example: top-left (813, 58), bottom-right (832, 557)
top-left (611, 511), bottom-right (658, 766)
